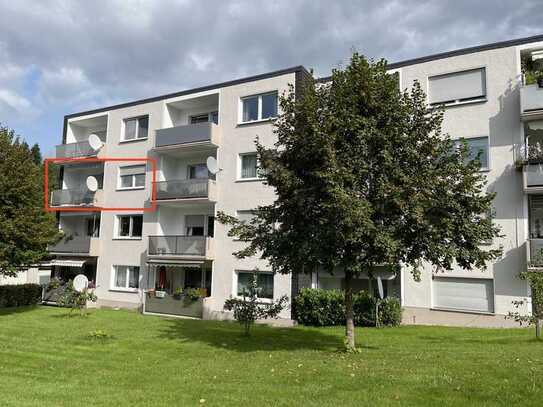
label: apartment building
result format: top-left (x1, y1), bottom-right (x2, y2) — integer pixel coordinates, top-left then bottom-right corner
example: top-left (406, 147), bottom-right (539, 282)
top-left (43, 34), bottom-right (543, 326)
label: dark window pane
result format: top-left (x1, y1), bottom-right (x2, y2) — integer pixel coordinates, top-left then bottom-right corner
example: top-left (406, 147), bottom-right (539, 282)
top-left (119, 216), bottom-right (131, 236)
top-left (137, 116), bottom-right (148, 139)
top-left (120, 175), bottom-right (133, 188)
top-left (134, 173), bottom-right (145, 187)
top-left (132, 215), bottom-right (143, 237)
top-left (189, 164), bottom-right (208, 179)
top-left (128, 267), bottom-right (139, 288)
top-left (115, 266), bottom-right (127, 287)
top-left (207, 216), bottom-right (215, 237)
top-left (237, 272), bottom-right (274, 299)
top-left (241, 154), bottom-right (257, 178)
top-left (190, 114), bottom-right (209, 124)
top-left (124, 119), bottom-right (136, 140)
top-left (210, 111), bottom-right (219, 124)
top-left (242, 97), bottom-right (258, 122)
top-left (261, 93), bottom-right (277, 119)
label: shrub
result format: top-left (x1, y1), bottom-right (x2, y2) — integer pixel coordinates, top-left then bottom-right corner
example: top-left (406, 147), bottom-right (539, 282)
top-left (293, 288), bottom-right (402, 327)
top-left (224, 272), bottom-right (288, 335)
top-left (0, 284), bottom-right (42, 308)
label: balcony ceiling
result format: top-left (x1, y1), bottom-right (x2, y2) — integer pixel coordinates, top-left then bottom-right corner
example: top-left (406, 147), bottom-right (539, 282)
top-left (70, 114), bottom-right (108, 129)
top-left (167, 93), bottom-right (218, 110)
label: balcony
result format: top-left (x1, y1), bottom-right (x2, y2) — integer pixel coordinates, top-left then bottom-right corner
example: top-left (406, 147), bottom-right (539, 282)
top-left (148, 235), bottom-right (214, 259)
top-left (56, 141), bottom-right (99, 159)
top-left (48, 235), bottom-right (100, 256)
top-left (155, 122), bottom-right (220, 150)
top-left (521, 84), bottom-right (543, 120)
top-left (154, 179), bottom-right (217, 202)
top-left (527, 238), bottom-right (543, 270)
top-left (50, 188), bottom-right (104, 207)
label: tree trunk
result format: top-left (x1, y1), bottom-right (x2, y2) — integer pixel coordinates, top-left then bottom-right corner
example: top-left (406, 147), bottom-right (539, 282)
top-left (536, 319), bottom-right (542, 340)
top-left (344, 272), bottom-right (356, 350)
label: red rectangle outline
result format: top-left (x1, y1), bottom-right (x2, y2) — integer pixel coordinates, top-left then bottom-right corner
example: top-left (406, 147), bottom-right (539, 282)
top-left (44, 157), bottom-right (157, 212)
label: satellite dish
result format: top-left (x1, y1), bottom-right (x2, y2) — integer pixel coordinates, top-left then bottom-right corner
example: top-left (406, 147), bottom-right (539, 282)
top-left (86, 176), bottom-right (99, 192)
top-left (88, 133), bottom-right (103, 152)
top-left (206, 156), bottom-right (220, 175)
top-left (73, 274), bottom-right (89, 293)
top-left (376, 276), bottom-right (384, 300)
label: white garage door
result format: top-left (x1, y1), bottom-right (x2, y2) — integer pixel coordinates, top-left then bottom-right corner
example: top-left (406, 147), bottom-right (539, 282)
top-left (432, 277), bottom-right (494, 313)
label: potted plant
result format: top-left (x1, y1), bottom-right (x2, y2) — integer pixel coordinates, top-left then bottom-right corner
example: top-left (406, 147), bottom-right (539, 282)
top-left (173, 287), bottom-right (183, 300)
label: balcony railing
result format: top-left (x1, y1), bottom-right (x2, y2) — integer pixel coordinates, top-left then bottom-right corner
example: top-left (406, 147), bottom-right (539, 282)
top-left (48, 235), bottom-right (91, 254)
top-left (155, 122), bottom-right (219, 148)
top-left (148, 235), bottom-right (210, 257)
top-left (56, 141), bottom-right (97, 158)
top-left (154, 179), bottom-right (212, 200)
top-left (51, 188), bottom-right (96, 207)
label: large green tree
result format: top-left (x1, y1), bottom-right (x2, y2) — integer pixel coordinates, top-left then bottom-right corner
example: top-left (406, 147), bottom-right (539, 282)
top-left (218, 54), bottom-right (501, 350)
top-left (0, 124), bottom-right (60, 277)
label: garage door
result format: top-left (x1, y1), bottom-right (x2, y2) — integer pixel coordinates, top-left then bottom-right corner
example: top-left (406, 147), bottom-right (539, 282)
top-left (432, 277), bottom-right (494, 313)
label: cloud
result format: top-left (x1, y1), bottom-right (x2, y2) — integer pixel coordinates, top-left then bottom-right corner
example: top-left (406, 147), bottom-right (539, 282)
top-left (0, 0), bottom-right (541, 150)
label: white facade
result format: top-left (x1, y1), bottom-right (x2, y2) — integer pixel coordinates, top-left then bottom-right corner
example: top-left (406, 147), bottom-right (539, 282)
top-left (45, 35), bottom-right (543, 326)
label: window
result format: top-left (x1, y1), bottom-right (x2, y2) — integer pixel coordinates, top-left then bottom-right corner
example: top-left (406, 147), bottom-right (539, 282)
top-left (118, 165), bottom-right (146, 189)
top-left (113, 266), bottom-right (140, 290)
top-left (123, 116), bottom-right (149, 141)
top-left (237, 271), bottom-right (274, 299)
top-left (428, 68), bottom-right (486, 106)
top-left (188, 163), bottom-right (209, 179)
top-left (185, 215), bottom-right (205, 236)
top-left (117, 215), bottom-right (143, 238)
top-left (207, 216), bottom-right (215, 238)
top-left (240, 92), bottom-right (278, 123)
top-left (453, 137), bottom-right (489, 170)
top-left (237, 210), bottom-right (256, 223)
top-left (190, 111), bottom-right (218, 125)
top-left (86, 217), bottom-right (100, 237)
top-left (239, 153), bottom-right (258, 179)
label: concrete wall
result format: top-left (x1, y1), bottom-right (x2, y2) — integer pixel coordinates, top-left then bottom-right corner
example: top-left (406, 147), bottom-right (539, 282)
top-left (399, 44), bottom-right (530, 317)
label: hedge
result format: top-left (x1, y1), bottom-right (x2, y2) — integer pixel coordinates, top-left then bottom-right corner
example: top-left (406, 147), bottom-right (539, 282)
top-left (0, 284), bottom-right (43, 308)
top-left (292, 288), bottom-right (402, 327)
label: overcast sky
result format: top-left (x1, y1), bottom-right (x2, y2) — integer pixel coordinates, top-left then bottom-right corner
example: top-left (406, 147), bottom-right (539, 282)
top-left (1, 0), bottom-right (542, 155)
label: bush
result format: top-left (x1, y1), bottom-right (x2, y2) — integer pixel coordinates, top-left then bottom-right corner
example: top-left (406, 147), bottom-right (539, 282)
top-left (0, 284), bottom-right (42, 308)
top-left (292, 288), bottom-right (402, 327)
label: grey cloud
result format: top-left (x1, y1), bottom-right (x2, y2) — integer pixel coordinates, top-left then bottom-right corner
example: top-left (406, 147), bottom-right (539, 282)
top-left (0, 0), bottom-right (541, 149)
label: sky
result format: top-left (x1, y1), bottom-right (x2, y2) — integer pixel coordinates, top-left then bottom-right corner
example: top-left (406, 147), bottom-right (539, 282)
top-left (0, 0), bottom-right (542, 157)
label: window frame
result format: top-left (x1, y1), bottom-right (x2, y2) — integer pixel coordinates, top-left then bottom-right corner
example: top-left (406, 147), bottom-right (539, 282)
top-left (235, 270), bottom-right (274, 301)
top-left (115, 214), bottom-right (143, 239)
top-left (237, 152), bottom-right (261, 181)
top-left (121, 115), bottom-right (149, 143)
top-left (427, 67), bottom-right (487, 108)
top-left (452, 136), bottom-right (490, 172)
top-left (111, 265), bottom-right (140, 292)
top-left (238, 91), bottom-right (278, 124)
top-left (117, 165), bottom-right (146, 190)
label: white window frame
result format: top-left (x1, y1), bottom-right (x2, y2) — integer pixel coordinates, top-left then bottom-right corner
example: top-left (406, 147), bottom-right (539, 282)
top-left (114, 214), bottom-right (143, 239)
top-left (233, 270), bottom-right (274, 302)
top-left (111, 265), bottom-right (140, 292)
top-left (427, 67), bottom-right (487, 108)
top-left (117, 165), bottom-right (146, 190)
top-left (452, 136), bottom-right (490, 172)
top-left (238, 91), bottom-right (278, 124)
top-left (237, 152), bottom-right (261, 181)
top-left (121, 115), bottom-right (149, 142)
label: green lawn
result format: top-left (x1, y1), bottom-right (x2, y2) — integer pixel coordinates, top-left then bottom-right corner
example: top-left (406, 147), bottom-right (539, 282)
top-left (0, 306), bottom-right (542, 406)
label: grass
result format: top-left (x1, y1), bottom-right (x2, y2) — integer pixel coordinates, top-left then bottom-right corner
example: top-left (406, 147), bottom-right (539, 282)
top-left (0, 306), bottom-right (542, 406)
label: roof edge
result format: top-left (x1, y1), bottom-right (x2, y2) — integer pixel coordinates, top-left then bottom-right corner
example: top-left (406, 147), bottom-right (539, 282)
top-left (316, 33), bottom-right (543, 82)
top-left (65, 65), bottom-right (310, 120)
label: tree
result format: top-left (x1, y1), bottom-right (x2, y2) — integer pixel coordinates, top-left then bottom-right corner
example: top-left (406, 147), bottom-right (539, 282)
top-left (0, 124), bottom-right (60, 277)
top-left (224, 272), bottom-right (288, 335)
top-left (218, 54), bottom-right (502, 350)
